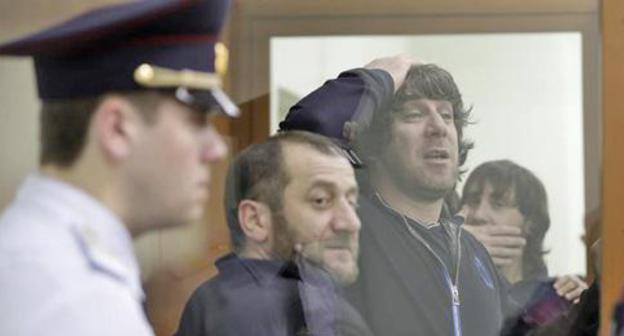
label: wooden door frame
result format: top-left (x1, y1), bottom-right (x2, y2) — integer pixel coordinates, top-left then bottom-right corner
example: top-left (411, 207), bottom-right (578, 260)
top-left (601, 0), bottom-right (624, 333)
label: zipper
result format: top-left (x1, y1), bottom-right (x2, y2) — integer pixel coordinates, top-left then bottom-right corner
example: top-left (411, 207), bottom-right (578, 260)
top-left (451, 284), bottom-right (461, 336)
top-left (376, 193), bottom-right (463, 336)
top-left (404, 222), bottom-right (463, 336)
top-left (451, 222), bottom-right (463, 336)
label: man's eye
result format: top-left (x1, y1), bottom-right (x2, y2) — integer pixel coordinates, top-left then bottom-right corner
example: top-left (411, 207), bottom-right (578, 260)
top-left (187, 110), bottom-right (208, 128)
top-left (400, 110), bottom-right (424, 121)
top-left (490, 199), bottom-right (510, 209)
top-left (311, 196), bottom-right (330, 208)
top-left (348, 198), bottom-right (360, 209)
top-left (440, 110), bottom-right (454, 121)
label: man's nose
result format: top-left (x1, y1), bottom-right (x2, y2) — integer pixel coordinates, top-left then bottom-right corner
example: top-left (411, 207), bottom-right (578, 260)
top-left (200, 126), bottom-right (228, 163)
top-left (425, 112), bottom-right (448, 137)
top-left (331, 199), bottom-right (361, 233)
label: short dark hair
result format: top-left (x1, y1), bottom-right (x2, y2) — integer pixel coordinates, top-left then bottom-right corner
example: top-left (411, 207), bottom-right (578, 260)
top-left (356, 64), bottom-right (473, 170)
top-left (461, 160), bottom-right (550, 280)
top-left (224, 130), bottom-right (345, 251)
top-left (39, 91), bottom-right (164, 167)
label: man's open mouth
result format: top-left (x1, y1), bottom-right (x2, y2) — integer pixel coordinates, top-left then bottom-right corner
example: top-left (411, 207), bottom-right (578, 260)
top-left (424, 149), bottom-right (450, 160)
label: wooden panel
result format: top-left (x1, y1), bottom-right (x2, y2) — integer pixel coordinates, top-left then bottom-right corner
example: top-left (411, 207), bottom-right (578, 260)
top-left (0, 0), bottom-right (127, 41)
top-left (601, 0), bottom-right (624, 333)
top-left (228, 94), bottom-right (271, 150)
top-left (236, 0), bottom-right (597, 17)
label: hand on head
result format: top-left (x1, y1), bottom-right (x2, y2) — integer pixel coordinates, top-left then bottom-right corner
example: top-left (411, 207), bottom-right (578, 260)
top-left (364, 54), bottom-right (424, 93)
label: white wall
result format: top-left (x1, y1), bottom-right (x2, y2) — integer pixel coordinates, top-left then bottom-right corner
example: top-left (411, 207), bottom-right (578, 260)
top-left (271, 33), bottom-right (586, 276)
top-left (0, 58), bottom-right (39, 208)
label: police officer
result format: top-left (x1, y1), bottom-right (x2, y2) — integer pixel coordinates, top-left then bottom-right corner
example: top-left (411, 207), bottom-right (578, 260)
top-left (0, 1), bottom-right (237, 335)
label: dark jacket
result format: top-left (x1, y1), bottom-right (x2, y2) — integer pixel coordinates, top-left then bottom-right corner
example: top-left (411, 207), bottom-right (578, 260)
top-left (176, 253), bottom-right (373, 336)
top-left (346, 195), bottom-right (506, 336)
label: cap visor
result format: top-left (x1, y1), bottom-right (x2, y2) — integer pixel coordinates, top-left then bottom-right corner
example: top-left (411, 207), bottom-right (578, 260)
top-left (176, 87), bottom-right (240, 117)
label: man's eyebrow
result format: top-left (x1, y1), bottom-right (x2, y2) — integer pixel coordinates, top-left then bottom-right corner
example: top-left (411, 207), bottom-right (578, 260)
top-left (308, 179), bottom-right (359, 194)
top-left (346, 185), bottom-right (359, 195)
top-left (397, 102), bottom-right (423, 111)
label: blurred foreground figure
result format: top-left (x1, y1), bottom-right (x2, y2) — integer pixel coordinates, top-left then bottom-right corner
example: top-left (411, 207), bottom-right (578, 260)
top-left (281, 56), bottom-right (507, 335)
top-left (176, 131), bottom-right (373, 336)
top-left (460, 160), bottom-right (587, 334)
top-left (0, 1), bottom-right (238, 335)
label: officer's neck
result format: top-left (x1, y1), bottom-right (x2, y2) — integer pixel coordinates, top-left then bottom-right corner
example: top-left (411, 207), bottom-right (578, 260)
top-left (41, 159), bottom-right (121, 226)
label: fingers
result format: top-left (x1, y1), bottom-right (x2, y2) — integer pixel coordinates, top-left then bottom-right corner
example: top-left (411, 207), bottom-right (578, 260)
top-left (492, 257), bottom-right (514, 267)
top-left (364, 54), bottom-right (424, 92)
top-left (485, 245), bottom-right (524, 267)
top-left (555, 275), bottom-right (588, 293)
top-left (463, 223), bottom-right (522, 236)
top-left (484, 225), bottom-right (523, 236)
top-left (553, 275), bottom-right (588, 302)
top-left (483, 235), bottom-right (526, 248)
top-left (463, 225), bottom-right (525, 266)
top-left (568, 286), bottom-right (586, 304)
top-left (463, 225), bottom-right (526, 248)
top-left (487, 246), bottom-right (524, 259)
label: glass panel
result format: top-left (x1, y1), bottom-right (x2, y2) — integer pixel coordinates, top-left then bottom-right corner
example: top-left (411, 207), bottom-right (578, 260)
top-left (271, 33), bottom-right (586, 277)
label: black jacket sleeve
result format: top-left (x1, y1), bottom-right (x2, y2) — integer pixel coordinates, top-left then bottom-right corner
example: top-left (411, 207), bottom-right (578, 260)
top-left (279, 68), bottom-right (394, 143)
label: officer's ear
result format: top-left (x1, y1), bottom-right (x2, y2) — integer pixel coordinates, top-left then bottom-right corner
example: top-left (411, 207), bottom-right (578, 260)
top-left (91, 94), bottom-right (143, 161)
top-left (238, 200), bottom-right (273, 244)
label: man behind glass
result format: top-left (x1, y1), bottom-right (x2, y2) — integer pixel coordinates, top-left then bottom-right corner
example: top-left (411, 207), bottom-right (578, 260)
top-left (177, 130), bottom-right (373, 336)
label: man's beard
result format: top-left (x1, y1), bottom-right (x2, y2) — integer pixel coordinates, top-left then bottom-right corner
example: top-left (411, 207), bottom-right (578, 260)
top-left (269, 211), bottom-right (359, 286)
top-left (398, 169), bottom-right (456, 201)
top-left (382, 154), bottom-right (458, 202)
top-left (270, 211), bottom-right (297, 260)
